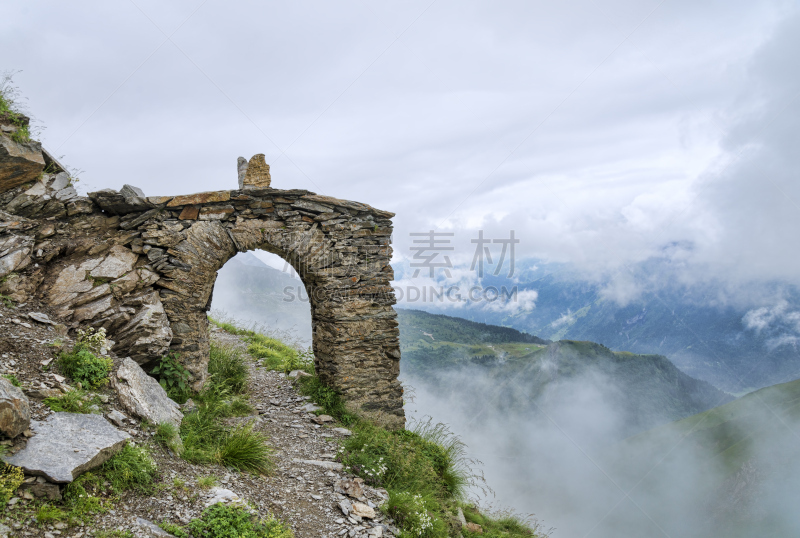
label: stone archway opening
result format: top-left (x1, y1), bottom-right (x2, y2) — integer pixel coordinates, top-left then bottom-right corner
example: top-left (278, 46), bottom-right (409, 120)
top-left (211, 250), bottom-right (313, 347)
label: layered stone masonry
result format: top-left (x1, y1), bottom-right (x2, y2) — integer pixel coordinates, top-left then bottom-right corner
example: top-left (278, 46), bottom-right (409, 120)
top-left (0, 137), bottom-right (404, 428)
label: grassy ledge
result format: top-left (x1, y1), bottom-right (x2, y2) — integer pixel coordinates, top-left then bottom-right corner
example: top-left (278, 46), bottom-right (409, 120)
top-left (212, 316), bottom-right (547, 538)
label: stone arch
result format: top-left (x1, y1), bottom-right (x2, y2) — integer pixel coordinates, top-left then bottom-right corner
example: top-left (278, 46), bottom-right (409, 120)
top-left (136, 189), bottom-right (404, 428)
top-left (0, 130), bottom-right (404, 428)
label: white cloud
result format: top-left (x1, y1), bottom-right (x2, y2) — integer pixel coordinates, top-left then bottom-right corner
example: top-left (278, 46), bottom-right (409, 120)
top-left (2, 0), bottom-right (798, 304)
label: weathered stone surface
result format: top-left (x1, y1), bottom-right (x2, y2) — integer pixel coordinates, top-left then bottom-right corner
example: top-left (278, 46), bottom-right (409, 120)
top-left (28, 312), bottom-right (55, 325)
top-left (19, 476), bottom-right (62, 500)
top-left (48, 171), bottom-right (70, 191)
top-left (179, 205), bottom-right (200, 220)
top-left (334, 477), bottom-right (365, 499)
top-left (0, 377), bottom-right (31, 437)
top-left (466, 522), bottom-right (484, 534)
top-left (113, 357), bottom-right (183, 428)
top-left (112, 292), bottom-right (173, 363)
top-left (243, 153), bottom-right (271, 188)
top-left (90, 245), bottom-right (138, 279)
top-left (199, 205), bottom-right (235, 220)
top-left (292, 458), bottom-right (344, 471)
top-left (167, 190), bottom-right (230, 206)
top-left (0, 135), bottom-right (44, 194)
top-left (105, 409), bottom-right (127, 428)
top-left (3, 412), bottom-right (130, 483)
top-left (88, 188), bottom-right (152, 214)
top-left (237, 156), bottom-right (248, 189)
top-left (0, 233), bottom-right (33, 279)
top-left (120, 184), bottom-right (145, 199)
top-left (351, 501), bottom-right (376, 519)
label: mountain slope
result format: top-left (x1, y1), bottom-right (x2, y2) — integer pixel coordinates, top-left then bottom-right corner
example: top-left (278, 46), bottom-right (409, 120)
top-left (399, 308), bottom-right (732, 437)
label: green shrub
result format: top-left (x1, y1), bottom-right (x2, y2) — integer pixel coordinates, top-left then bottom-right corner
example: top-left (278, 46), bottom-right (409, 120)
top-left (159, 521), bottom-right (190, 538)
top-left (101, 443), bottom-right (158, 493)
top-left (152, 353), bottom-right (192, 403)
top-left (0, 464), bottom-right (24, 505)
top-left (36, 503), bottom-right (69, 523)
top-left (197, 475), bottom-right (218, 488)
top-left (44, 389), bottom-right (103, 414)
top-left (188, 503), bottom-right (293, 538)
top-left (58, 348), bottom-right (112, 387)
top-left (209, 343), bottom-right (249, 394)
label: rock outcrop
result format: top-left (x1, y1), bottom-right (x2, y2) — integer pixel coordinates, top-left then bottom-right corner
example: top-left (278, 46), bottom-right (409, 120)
top-left (0, 377), bottom-right (31, 437)
top-left (0, 126), bottom-right (44, 193)
top-left (0, 132), bottom-right (404, 428)
top-left (113, 357), bottom-right (183, 428)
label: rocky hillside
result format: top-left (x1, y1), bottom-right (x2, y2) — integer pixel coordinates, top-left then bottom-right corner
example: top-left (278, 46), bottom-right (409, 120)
top-left (0, 300), bottom-right (396, 537)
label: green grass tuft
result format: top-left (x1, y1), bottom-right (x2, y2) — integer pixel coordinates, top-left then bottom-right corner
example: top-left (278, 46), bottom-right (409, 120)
top-left (461, 505), bottom-right (546, 537)
top-left (197, 475), bottom-right (219, 489)
top-left (101, 443), bottom-right (158, 493)
top-left (43, 388), bottom-right (103, 414)
top-left (155, 422), bottom-right (184, 454)
top-left (217, 422), bottom-right (274, 474)
top-left (209, 343), bottom-right (249, 394)
top-left (2, 374), bottom-right (21, 387)
top-left (296, 375), bottom-right (357, 426)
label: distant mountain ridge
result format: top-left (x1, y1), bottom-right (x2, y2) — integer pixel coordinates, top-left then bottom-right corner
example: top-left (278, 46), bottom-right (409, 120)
top-left (396, 258), bottom-right (800, 395)
top-left (398, 308), bottom-right (732, 437)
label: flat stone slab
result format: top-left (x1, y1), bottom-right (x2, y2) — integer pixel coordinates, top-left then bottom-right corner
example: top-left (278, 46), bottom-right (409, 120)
top-left (3, 412), bottom-right (130, 483)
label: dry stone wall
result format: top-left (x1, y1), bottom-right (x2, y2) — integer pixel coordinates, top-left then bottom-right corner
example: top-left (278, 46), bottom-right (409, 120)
top-left (0, 128), bottom-right (404, 428)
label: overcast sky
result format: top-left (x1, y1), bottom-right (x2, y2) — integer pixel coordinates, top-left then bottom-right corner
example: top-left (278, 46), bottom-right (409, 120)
top-left (4, 0), bottom-right (799, 297)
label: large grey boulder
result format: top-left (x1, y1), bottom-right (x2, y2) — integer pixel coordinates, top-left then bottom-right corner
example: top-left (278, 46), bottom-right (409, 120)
top-left (3, 413), bottom-right (130, 483)
top-left (112, 357), bottom-right (183, 428)
top-left (0, 377), bottom-right (31, 437)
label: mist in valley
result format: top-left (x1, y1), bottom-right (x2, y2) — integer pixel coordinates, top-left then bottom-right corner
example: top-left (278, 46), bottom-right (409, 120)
top-left (404, 365), bottom-right (800, 537)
